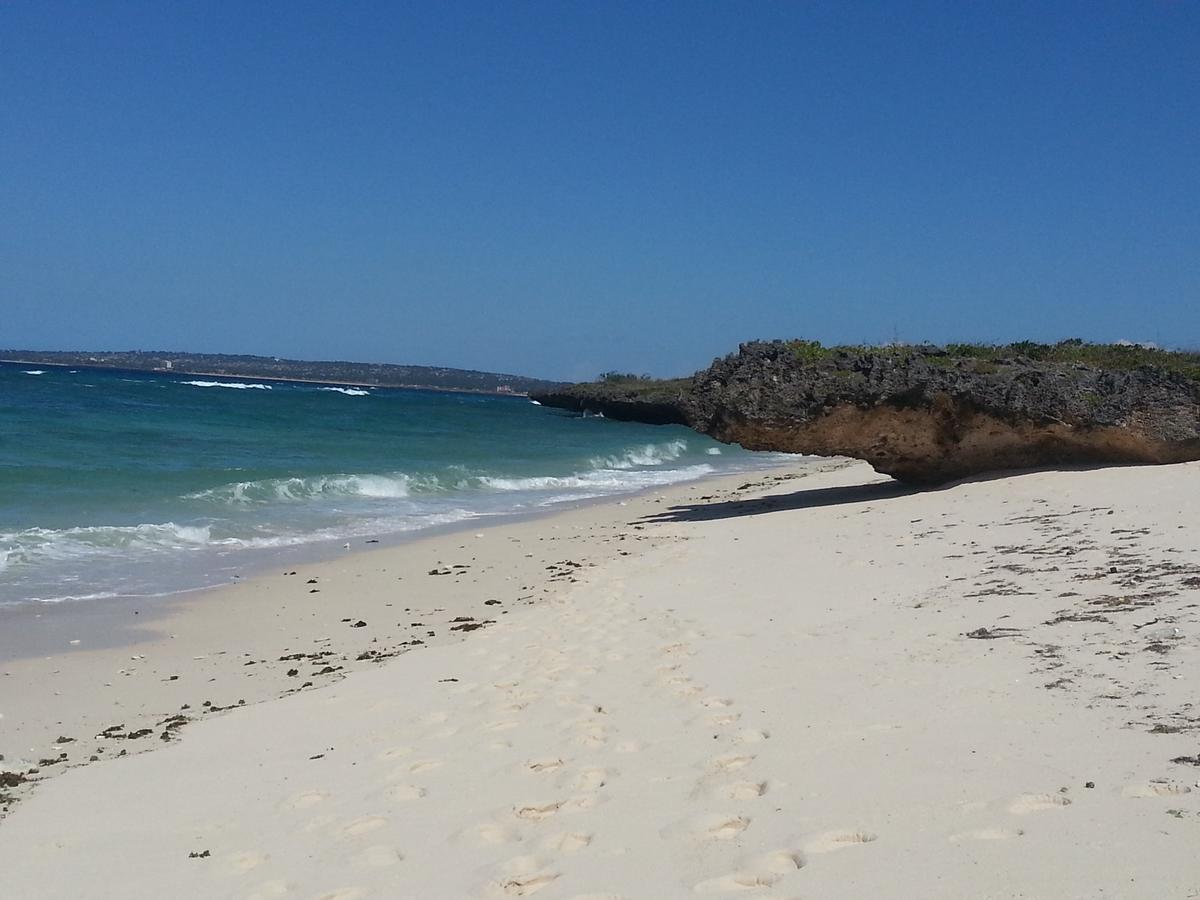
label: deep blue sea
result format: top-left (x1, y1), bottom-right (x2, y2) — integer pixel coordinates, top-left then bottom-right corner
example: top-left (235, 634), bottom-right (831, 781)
top-left (0, 362), bottom-right (791, 606)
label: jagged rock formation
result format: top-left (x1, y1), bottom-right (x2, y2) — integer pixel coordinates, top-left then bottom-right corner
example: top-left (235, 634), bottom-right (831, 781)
top-left (532, 341), bottom-right (1200, 483)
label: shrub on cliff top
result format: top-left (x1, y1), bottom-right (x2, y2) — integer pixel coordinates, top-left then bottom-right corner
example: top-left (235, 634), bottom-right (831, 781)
top-left (779, 338), bottom-right (1199, 381)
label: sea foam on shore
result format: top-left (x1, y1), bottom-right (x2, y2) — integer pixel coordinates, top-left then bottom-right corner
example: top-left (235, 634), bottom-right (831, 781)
top-left (0, 363), bottom-right (797, 605)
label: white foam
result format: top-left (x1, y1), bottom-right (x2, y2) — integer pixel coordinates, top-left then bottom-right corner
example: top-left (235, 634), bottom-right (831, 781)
top-left (186, 472), bottom-right (417, 505)
top-left (182, 380), bottom-right (272, 390)
top-left (0, 522), bottom-right (214, 572)
top-left (319, 387), bottom-right (370, 396)
top-left (332, 474), bottom-right (410, 498)
top-left (591, 439), bottom-right (688, 470)
top-left (481, 463), bottom-right (714, 494)
top-left (22, 370), bottom-right (45, 375)
top-left (706, 447), bottom-right (723, 455)
top-left (220, 509), bottom-right (479, 550)
top-left (25, 591), bottom-right (124, 604)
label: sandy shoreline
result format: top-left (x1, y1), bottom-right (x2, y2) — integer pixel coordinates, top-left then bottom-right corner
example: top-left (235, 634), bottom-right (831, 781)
top-left (0, 463), bottom-right (823, 809)
top-left (2, 460), bottom-right (1199, 898)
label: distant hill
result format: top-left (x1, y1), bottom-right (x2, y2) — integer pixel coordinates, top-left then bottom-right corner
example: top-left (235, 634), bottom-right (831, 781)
top-left (0, 350), bottom-right (566, 395)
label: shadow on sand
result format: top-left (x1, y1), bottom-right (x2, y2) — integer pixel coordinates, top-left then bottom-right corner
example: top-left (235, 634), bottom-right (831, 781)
top-left (637, 461), bottom-right (1150, 525)
top-left (637, 479), bottom-right (919, 524)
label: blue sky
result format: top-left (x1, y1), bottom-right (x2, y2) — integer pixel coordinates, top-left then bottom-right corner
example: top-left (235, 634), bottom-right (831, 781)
top-left (3, 2), bottom-right (1197, 380)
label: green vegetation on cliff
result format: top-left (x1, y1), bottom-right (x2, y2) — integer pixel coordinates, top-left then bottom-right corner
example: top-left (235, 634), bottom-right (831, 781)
top-left (783, 338), bottom-right (1200, 382)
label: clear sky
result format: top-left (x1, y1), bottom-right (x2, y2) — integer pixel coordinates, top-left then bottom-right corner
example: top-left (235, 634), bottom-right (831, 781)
top-left (3, 2), bottom-right (1197, 380)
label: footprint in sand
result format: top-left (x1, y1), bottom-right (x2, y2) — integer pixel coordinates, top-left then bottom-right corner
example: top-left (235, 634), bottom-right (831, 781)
top-left (664, 813), bottom-right (752, 841)
top-left (571, 792), bottom-right (609, 811)
top-left (501, 873), bottom-right (559, 896)
top-left (708, 713), bottom-right (741, 727)
top-left (540, 831), bottom-right (592, 853)
top-left (733, 729), bottom-right (770, 745)
top-left (710, 754), bottom-right (756, 773)
top-left (245, 879), bottom-right (292, 899)
top-left (514, 801), bottom-right (564, 820)
top-left (495, 855), bottom-right (560, 896)
top-left (692, 851), bottom-right (804, 894)
top-left (284, 790), bottom-right (330, 810)
top-left (302, 814), bottom-right (338, 834)
top-left (949, 827), bottom-right (1025, 843)
top-left (376, 746), bottom-right (413, 761)
top-left (340, 815), bottom-right (389, 838)
top-left (758, 850), bottom-right (805, 873)
top-left (223, 851), bottom-right (270, 874)
top-left (660, 643), bottom-right (693, 657)
top-left (693, 872), bottom-right (782, 893)
top-left (573, 767), bottom-right (612, 792)
top-left (526, 757), bottom-right (566, 774)
top-left (388, 784), bottom-right (426, 803)
top-left (408, 758), bottom-right (445, 774)
top-left (1007, 793), bottom-right (1072, 814)
top-left (666, 676), bottom-right (704, 697)
top-left (703, 816), bottom-right (751, 840)
top-left (457, 822), bottom-right (520, 845)
top-left (804, 830), bottom-right (878, 853)
top-left (353, 844), bottom-right (403, 867)
top-left (724, 780), bottom-right (768, 800)
top-left (316, 889), bottom-right (368, 900)
top-left (576, 729), bottom-right (608, 748)
top-left (1123, 781), bottom-right (1192, 799)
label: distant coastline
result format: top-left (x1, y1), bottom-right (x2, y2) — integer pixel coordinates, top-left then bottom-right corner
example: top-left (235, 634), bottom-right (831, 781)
top-left (0, 351), bottom-right (565, 397)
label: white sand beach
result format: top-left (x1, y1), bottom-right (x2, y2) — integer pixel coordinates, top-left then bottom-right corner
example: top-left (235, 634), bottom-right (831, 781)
top-left (2, 460), bottom-right (1198, 899)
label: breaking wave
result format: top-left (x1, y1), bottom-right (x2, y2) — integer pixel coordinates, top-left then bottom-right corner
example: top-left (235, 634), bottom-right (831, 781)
top-left (0, 522), bottom-right (214, 572)
top-left (319, 386), bottom-right (370, 396)
top-left (590, 438), bottom-right (688, 469)
top-left (480, 464), bottom-right (715, 494)
top-left (23, 370), bottom-right (45, 375)
top-left (187, 473), bottom-right (417, 504)
top-left (182, 380), bottom-right (272, 390)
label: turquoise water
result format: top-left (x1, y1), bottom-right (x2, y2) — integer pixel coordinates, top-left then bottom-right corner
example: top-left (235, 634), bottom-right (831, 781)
top-left (0, 362), bottom-right (789, 605)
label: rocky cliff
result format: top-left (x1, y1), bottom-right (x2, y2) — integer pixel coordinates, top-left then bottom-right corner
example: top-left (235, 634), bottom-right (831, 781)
top-left (532, 341), bottom-right (1200, 483)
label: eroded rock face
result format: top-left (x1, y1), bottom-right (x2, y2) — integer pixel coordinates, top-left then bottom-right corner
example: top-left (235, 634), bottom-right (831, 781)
top-left (532, 342), bottom-right (1200, 483)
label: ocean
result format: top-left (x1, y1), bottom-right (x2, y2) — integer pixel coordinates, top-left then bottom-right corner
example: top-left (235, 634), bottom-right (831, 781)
top-left (0, 362), bottom-right (792, 606)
